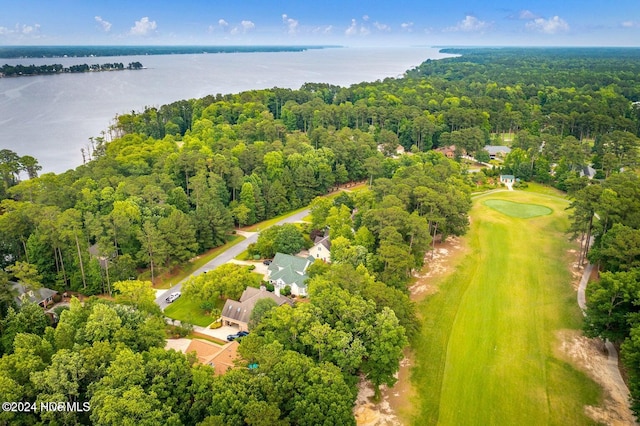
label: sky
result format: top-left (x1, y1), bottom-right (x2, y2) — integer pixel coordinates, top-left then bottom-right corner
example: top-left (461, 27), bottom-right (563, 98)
top-left (1, 0), bottom-right (639, 47)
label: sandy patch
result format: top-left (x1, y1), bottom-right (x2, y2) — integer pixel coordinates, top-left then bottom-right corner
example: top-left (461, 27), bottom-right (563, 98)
top-left (354, 377), bottom-right (403, 426)
top-left (409, 237), bottom-right (465, 300)
top-left (558, 331), bottom-right (637, 426)
top-left (354, 238), bottom-right (467, 425)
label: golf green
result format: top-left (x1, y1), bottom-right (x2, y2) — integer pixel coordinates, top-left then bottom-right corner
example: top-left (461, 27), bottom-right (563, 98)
top-left (483, 199), bottom-right (552, 218)
top-left (411, 191), bottom-right (602, 425)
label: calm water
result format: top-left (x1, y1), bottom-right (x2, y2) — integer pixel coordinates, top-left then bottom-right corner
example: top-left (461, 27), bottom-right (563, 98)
top-left (0, 47), bottom-right (450, 173)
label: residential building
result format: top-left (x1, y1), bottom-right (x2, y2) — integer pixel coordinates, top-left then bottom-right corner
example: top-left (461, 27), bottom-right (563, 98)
top-left (309, 235), bottom-right (331, 262)
top-left (267, 252), bottom-right (314, 296)
top-left (11, 282), bottom-right (57, 308)
top-left (221, 286), bottom-right (293, 331)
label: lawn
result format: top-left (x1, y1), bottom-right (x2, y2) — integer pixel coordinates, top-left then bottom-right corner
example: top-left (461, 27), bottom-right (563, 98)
top-left (164, 296), bottom-right (223, 327)
top-left (410, 190), bottom-right (602, 425)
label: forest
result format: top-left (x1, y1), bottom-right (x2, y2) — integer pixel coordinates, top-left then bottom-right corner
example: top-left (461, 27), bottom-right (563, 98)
top-left (1, 47), bottom-right (640, 424)
top-left (0, 62), bottom-right (143, 77)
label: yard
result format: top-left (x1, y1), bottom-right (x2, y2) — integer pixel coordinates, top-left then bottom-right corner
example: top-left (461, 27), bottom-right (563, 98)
top-left (410, 190), bottom-right (603, 425)
top-left (164, 296), bottom-right (222, 327)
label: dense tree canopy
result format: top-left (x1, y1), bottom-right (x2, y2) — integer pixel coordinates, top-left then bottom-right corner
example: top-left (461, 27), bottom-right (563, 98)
top-left (3, 46), bottom-right (640, 423)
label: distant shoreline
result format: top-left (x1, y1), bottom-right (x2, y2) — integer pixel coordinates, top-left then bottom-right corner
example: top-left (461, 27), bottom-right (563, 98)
top-left (0, 45), bottom-right (340, 59)
top-left (0, 61), bottom-right (143, 78)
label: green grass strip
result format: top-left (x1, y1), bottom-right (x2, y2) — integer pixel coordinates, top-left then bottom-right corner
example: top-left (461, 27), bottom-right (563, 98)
top-left (411, 190), bottom-right (602, 425)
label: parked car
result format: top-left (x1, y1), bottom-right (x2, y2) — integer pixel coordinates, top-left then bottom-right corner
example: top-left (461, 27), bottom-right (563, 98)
top-left (165, 292), bottom-right (181, 303)
top-left (263, 259), bottom-right (272, 265)
top-left (226, 331), bottom-right (249, 341)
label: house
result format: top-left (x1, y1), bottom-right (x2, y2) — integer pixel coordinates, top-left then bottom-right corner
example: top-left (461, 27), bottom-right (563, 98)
top-left (11, 282), bottom-right (57, 308)
top-left (267, 252), bottom-right (314, 297)
top-left (221, 286), bottom-right (293, 331)
top-left (484, 145), bottom-right (511, 160)
top-left (435, 145), bottom-right (456, 159)
top-left (500, 175), bottom-right (515, 185)
top-left (309, 235), bottom-right (331, 263)
top-left (185, 339), bottom-right (239, 375)
top-left (580, 165), bottom-right (597, 179)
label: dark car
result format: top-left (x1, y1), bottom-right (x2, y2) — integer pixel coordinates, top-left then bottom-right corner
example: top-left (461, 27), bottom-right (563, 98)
top-left (263, 259), bottom-right (272, 265)
top-left (226, 331), bottom-right (249, 341)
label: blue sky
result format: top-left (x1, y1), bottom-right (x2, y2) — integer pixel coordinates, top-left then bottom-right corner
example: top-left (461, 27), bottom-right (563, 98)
top-left (1, 0), bottom-right (639, 46)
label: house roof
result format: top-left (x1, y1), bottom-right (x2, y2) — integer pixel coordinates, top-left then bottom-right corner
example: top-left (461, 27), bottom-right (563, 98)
top-left (313, 235), bottom-right (331, 250)
top-left (484, 145), bottom-right (511, 155)
top-left (185, 339), bottom-right (239, 375)
top-left (268, 253), bottom-right (311, 274)
top-left (222, 286), bottom-right (292, 325)
top-left (435, 145), bottom-right (456, 154)
top-left (581, 166), bottom-right (596, 178)
top-left (500, 174), bottom-right (515, 179)
top-left (11, 282), bottom-right (57, 306)
top-left (267, 253), bottom-right (313, 291)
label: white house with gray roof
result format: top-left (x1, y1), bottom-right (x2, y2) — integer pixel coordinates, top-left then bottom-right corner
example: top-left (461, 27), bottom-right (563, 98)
top-left (309, 235), bottom-right (331, 263)
top-left (267, 252), bottom-right (314, 297)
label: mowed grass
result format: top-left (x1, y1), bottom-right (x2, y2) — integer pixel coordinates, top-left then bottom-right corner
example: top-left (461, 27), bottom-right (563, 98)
top-left (483, 199), bottom-right (552, 218)
top-left (164, 296), bottom-right (222, 327)
top-left (411, 190), bottom-right (602, 425)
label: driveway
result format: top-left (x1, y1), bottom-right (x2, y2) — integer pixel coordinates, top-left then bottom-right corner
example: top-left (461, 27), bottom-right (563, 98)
top-left (155, 208), bottom-right (310, 310)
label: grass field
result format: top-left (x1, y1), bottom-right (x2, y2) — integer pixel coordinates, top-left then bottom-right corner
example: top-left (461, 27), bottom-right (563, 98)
top-left (164, 297), bottom-right (224, 327)
top-left (410, 190), bottom-right (602, 425)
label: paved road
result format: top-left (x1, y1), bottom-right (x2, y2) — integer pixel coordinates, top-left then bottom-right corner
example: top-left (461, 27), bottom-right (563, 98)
top-left (155, 208), bottom-right (310, 310)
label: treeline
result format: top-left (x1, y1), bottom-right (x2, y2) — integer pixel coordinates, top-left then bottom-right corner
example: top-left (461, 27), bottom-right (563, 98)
top-left (0, 62), bottom-right (143, 77)
top-left (572, 171), bottom-right (640, 416)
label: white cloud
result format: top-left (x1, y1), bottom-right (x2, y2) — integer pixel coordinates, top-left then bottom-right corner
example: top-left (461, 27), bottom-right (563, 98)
top-left (20, 24), bottom-right (40, 35)
top-left (312, 25), bottom-right (333, 34)
top-left (130, 17), bottom-right (157, 36)
top-left (218, 19), bottom-right (229, 27)
top-left (446, 15), bottom-right (491, 32)
top-left (519, 10), bottom-right (538, 20)
top-left (622, 21), bottom-right (640, 28)
top-left (374, 22), bottom-right (391, 32)
top-left (94, 16), bottom-right (112, 32)
top-left (345, 19), bottom-right (358, 36)
top-left (0, 23), bottom-right (41, 38)
top-left (230, 20), bottom-right (255, 35)
top-left (345, 18), bottom-right (371, 36)
top-left (526, 16), bottom-right (569, 34)
top-left (241, 20), bottom-right (255, 31)
top-left (362, 15), bottom-right (370, 22)
top-left (282, 14), bottom-right (299, 34)
top-left (401, 22), bottom-right (414, 32)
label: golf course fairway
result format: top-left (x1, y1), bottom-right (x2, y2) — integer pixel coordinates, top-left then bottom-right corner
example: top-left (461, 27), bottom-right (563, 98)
top-left (411, 190), bottom-right (602, 425)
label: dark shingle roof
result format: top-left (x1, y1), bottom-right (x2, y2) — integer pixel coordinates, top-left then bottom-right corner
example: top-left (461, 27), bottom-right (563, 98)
top-left (11, 282), bottom-right (57, 306)
top-left (221, 287), bottom-right (292, 325)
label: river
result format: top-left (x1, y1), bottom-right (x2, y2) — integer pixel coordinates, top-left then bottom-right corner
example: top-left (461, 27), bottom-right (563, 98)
top-left (0, 46), bottom-right (450, 173)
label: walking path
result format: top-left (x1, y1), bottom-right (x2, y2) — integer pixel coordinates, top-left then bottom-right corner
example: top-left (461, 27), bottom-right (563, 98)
top-left (576, 262), bottom-right (632, 408)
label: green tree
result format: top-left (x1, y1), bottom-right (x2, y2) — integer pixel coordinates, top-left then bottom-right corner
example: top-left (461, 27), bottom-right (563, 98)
top-left (248, 298), bottom-right (278, 330)
top-left (113, 280), bottom-right (160, 315)
top-left (584, 270), bottom-right (640, 343)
